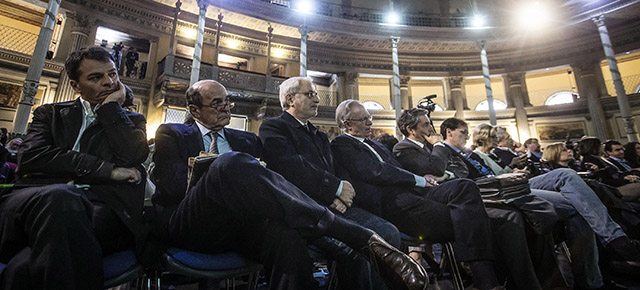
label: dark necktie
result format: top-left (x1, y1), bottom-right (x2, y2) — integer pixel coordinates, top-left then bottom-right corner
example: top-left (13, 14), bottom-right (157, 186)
top-left (463, 152), bottom-right (495, 176)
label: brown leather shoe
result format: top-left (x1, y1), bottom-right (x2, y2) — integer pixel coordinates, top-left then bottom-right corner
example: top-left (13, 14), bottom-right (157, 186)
top-left (363, 234), bottom-right (428, 290)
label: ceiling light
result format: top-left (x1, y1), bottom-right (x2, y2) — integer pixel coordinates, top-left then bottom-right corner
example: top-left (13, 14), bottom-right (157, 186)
top-left (472, 15), bottom-right (485, 27)
top-left (293, 0), bottom-right (314, 14)
top-left (272, 48), bottom-right (285, 58)
top-left (385, 11), bottom-right (400, 25)
top-left (183, 28), bottom-right (197, 39)
top-left (516, 2), bottom-right (551, 31)
top-left (226, 39), bottom-right (240, 49)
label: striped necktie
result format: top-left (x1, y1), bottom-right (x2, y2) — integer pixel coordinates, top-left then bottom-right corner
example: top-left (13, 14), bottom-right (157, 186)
top-left (208, 131), bottom-right (219, 154)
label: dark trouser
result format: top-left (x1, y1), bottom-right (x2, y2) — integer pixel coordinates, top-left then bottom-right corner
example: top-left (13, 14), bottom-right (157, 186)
top-left (486, 205), bottom-right (541, 290)
top-left (382, 178), bottom-right (493, 262)
top-left (0, 184), bottom-right (130, 290)
top-left (168, 152), bottom-right (373, 290)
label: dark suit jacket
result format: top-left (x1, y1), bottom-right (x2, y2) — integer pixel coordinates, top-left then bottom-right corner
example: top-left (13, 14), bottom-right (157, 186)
top-left (259, 112), bottom-right (340, 206)
top-left (17, 99), bottom-right (149, 246)
top-left (581, 154), bottom-right (629, 187)
top-left (492, 148), bottom-right (515, 168)
top-left (392, 139), bottom-right (451, 177)
top-left (331, 135), bottom-right (416, 215)
top-left (153, 122), bottom-right (262, 209)
top-left (442, 145), bottom-right (486, 179)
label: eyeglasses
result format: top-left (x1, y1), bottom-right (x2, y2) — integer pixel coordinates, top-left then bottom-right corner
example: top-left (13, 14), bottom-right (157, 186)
top-left (347, 116), bottom-right (373, 122)
top-left (207, 97), bottom-right (233, 110)
top-left (295, 91), bottom-right (319, 99)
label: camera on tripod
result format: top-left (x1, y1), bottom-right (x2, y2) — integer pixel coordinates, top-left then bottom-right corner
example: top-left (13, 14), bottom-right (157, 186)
top-left (417, 94), bottom-right (438, 114)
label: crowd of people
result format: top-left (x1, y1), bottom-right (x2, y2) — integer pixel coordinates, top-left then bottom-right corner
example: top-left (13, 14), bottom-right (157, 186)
top-left (0, 45), bottom-right (639, 290)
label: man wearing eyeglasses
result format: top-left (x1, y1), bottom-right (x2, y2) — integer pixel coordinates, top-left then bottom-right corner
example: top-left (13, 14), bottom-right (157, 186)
top-left (152, 80), bottom-right (428, 290)
top-left (331, 100), bottom-right (506, 290)
top-left (260, 77), bottom-right (401, 290)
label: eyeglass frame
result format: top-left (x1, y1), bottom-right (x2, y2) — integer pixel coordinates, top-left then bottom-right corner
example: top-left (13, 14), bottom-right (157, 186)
top-left (346, 116), bottom-right (373, 123)
top-left (205, 97), bottom-right (233, 110)
top-left (293, 91), bottom-right (319, 99)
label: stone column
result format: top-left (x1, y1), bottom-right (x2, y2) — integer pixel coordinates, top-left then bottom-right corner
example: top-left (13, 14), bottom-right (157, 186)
top-left (55, 14), bottom-right (93, 103)
top-left (594, 15), bottom-right (638, 142)
top-left (299, 25), bottom-right (308, 77)
top-left (13, 0), bottom-right (61, 134)
top-left (572, 60), bottom-right (609, 141)
top-left (189, 0), bottom-right (207, 86)
top-left (479, 40), bottom-right (496, 125)
top-left (400, 76), bottom-right (411, 109)
top-left (448, 76), bottom-right (465, 120)
top-left (504, 72), bottom-right (531, 141)
top-left (339, 71), bottom-right (359, 102)
top-left (265, 25), bottom-right (274, 92)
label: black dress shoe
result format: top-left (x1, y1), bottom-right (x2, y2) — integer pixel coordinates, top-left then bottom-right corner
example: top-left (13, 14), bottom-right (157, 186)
top-left (362, 234), bottom-right (428, 290)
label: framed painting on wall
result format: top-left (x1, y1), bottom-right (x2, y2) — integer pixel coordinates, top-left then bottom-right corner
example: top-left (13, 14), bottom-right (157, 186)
top-left (536, 121), bottom-right (586, 141)
top-left (0, 82), bottom-right (21, 108)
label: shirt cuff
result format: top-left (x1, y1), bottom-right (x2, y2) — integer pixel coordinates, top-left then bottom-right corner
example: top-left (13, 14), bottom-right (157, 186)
top-left (445, 170), bottom-right (455, 179)
top-left (335, 181), bottom-right (344, 197)
top-left (414, 175), bottom-right (427, 187)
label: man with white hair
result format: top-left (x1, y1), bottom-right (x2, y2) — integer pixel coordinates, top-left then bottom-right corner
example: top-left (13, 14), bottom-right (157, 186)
top-left (260, 76), bottom-right (401, 290)
top-left (331, 100), bottom-right (504, 290)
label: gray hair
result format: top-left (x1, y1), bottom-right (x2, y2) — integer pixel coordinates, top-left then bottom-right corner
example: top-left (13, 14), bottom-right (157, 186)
top-left (472, 123), bottom-right (494, 147)
top-left (278, 76), bottom-right (313, 110)
top-left (492, 126), bottom-right (510, 143)
top-left (335, 99), bottom-right (362, 130)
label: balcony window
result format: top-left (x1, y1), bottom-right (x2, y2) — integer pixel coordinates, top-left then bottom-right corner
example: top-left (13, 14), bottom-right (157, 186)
top-left (545, 91), bottom-right (577, 105)
top-left (475, 99), bottom-right (507, 111)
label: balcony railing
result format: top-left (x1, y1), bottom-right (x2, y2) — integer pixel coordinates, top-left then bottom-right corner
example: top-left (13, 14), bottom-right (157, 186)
top-left (0, 24), bottom-right (38, 55)
top-left (254, 0), bottom-right (484, 28)
top-left (605, 74), bottom-right (640, 96)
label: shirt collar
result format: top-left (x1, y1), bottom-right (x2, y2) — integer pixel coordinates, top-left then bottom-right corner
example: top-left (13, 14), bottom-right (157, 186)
top-left (407, 138), bottom-right (425, 148)
top-left (79, 97), bottom-right (99, 116)
top-left (444, 142), bottom-right (463, 153)
top-left (610, 156), bottom-right (626, 163)
top-left (195, 120), bottom-right (226, 140)
top-left (345, 133), bottom-right (365, 143)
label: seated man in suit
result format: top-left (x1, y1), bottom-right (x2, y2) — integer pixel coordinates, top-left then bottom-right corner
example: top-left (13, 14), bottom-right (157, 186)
top-left (392, 109), bottom-right (549, 289)
top-left (600, 139), bottom-right (640, 201)
top-left (152, 80), bottom-right (427, 290)
top-left (260, 76), bottom-right (400, 290)
top-left (0, 46), bottom-right (148, 290)
top-left (442, 118), bottom-right (640, 286)
top-left (330, 100), bottom-right (502, 290)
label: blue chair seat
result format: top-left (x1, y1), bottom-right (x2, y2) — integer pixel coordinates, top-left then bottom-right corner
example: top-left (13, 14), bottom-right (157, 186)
top-left (103, 250), bottom-right (145, 288)
top-left (0, 250), bottom-right (144, 289)
top-left (161, 248), bottom-right (262, 289)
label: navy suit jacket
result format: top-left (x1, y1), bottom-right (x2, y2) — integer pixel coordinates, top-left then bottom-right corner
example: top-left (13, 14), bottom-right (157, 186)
top-left (153, 122), bottom-right (262, 208)
top-left (392, 139), bottom-right (451, 177)
top-left (331, 134), bottom-right (416, 215)
top-left (259, 112), bottom-right (340, 206)
top-left (443, 145), bottom-right (485, 179)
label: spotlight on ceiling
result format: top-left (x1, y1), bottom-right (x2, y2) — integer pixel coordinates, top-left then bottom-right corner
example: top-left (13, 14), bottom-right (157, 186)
top-left (516, 2), bottom-right (551, 31)
top-left (293, 0), bottom-right (314, 14)
top-left (472, 15), bottom-right (485, 27)
top-left (383, 11), bottom-right (401, 25)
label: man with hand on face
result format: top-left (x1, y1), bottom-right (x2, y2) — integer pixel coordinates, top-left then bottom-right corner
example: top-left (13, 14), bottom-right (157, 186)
top-left (331, 100), bottom-right (504, 290)
top-left (0, 46), bottom-right (148, 290)
top-left (152, 80), bottom-right (428, 290)
top-left (260, 76), bottom-right (401, 290)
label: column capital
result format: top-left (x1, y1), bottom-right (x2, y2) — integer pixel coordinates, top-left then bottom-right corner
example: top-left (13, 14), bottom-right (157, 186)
top-left (71, 13), bottom-right (95, 36)
top-left (390, 37), bottom-right (400, 47)
top-left (216, 12), bottom-right (224, 29)
top-left (344, 71), bottom-right (359, 83)
top-left (298, 25), bottom-right (308, 37)
top-left (267, 24), bottom-right (273, 39)
top-left (448, 76), bottom-right (464, 89)
top-left (504, 72), bottom-right (526, 87)
top-left (196, 0), bottom-right (208, 10)
top-left (571, 60), bottom-right (600, 77)
top-left (592, 15), bottom-right (605, 27)
top-left (400, 75), bottom-right (411, 87)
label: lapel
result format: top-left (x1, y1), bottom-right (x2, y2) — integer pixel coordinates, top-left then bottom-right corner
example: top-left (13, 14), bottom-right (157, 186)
top-left (447, 145), bottom-right (482, 176)
top-left (59, 98), bottom-right (84, 149)
top-left (185, 122), bottom-right (205, 155)
top-left (223, 127), bottom-right (236, 150)
top-left (282, 112), bottom-right (332, 168)
top-left (402, 139), bottom-right (430, 157)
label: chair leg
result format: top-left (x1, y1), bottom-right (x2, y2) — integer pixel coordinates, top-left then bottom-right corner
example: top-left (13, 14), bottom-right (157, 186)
top-left (443, 242), bottom-right (465, 290)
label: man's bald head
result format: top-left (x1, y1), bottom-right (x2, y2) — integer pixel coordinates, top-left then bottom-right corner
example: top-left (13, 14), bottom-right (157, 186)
top-left (186, 80), bottom-right (231, 131)
top-left (186, 80), bottom-right (228, 108)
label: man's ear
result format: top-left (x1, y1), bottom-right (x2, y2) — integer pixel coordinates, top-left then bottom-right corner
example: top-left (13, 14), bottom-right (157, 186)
top-left (69, 80), bottom-right (81, 93)
top-left (286, 94), bottom-right (296, 107)
top-left (188, 104), bottom-right (201, 119)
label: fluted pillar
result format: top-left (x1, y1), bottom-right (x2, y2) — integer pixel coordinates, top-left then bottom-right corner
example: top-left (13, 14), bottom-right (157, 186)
top-left (448, 76), bottom-right (465, 120)
top-left (479, 40), bottom-right (496, 125)
top-left (572, 60), bottom-right (609, 140)
top-left (400, 76), bottom-right (411, 109)
top-left (338, 71), bottom-right (359, 102)
top-left (504, 72), bottom-right (530, 141)
top-left (594, 15), bottom-right (637, 142)
top-left (13, 0), bottom-right (61, 134)
top-left (55, 14), bottom-right (93, 103)
top-left (189, 0), bottom-right (207, 86)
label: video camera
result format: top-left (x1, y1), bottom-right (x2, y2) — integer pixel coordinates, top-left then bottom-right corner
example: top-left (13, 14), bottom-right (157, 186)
top-left (416, 94), bottom-right (438, 114)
